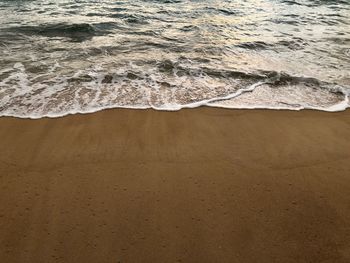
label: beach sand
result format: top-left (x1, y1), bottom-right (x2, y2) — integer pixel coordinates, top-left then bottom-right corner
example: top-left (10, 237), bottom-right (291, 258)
top-left (0, 108), bottom-right (350, 263)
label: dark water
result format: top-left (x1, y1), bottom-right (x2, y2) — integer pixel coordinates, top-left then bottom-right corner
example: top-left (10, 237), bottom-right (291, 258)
top-left (0, 0), bottom-right (349, 118)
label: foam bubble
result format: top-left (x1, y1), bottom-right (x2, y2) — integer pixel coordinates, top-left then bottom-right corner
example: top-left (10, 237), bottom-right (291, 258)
top-left (0, 60), bottom-right (349, 119)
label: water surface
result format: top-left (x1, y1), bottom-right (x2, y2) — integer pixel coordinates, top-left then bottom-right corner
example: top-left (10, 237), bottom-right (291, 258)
top-left (0, 0), bottom-right (349, 118)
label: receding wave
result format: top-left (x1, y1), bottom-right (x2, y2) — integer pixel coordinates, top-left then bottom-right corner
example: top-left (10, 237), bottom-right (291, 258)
top-left (0, 61), bottom-right (348, 118)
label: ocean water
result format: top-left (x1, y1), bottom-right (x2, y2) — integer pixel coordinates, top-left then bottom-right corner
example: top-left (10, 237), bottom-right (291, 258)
top-left (0, 0), bottom-right (349, 118)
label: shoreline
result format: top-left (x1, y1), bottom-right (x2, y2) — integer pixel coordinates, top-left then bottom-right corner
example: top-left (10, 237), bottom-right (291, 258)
top-left (1, 107), bottom-right (350, 262)
top-left (1, 95), bottom-right (349, 120)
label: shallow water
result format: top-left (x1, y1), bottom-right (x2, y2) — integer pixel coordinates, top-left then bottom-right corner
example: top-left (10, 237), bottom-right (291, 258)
top-left (0, 0), bottom-right (349, 118)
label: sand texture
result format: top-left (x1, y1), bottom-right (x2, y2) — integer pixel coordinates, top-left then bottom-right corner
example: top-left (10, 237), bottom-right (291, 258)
top-left (1, 108), bottom-right (350, 263)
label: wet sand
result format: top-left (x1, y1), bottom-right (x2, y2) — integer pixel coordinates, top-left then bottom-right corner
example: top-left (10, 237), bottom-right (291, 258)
top-left (0, 108), bottom-right (350, 263)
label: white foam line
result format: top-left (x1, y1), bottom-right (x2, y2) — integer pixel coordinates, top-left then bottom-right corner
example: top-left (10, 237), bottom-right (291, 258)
top-left (1, 82), bottom-right (349, 119)
top-left (0, 81), bottom-right (264, 119)
top-left (150, 80), bottom-right (265, 111)
top-left (208, 92), bottom-right (350, 112)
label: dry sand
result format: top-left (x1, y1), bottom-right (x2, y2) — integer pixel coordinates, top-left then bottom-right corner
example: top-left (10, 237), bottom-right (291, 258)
top-left (0, 108), bottom-right (350, 263)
